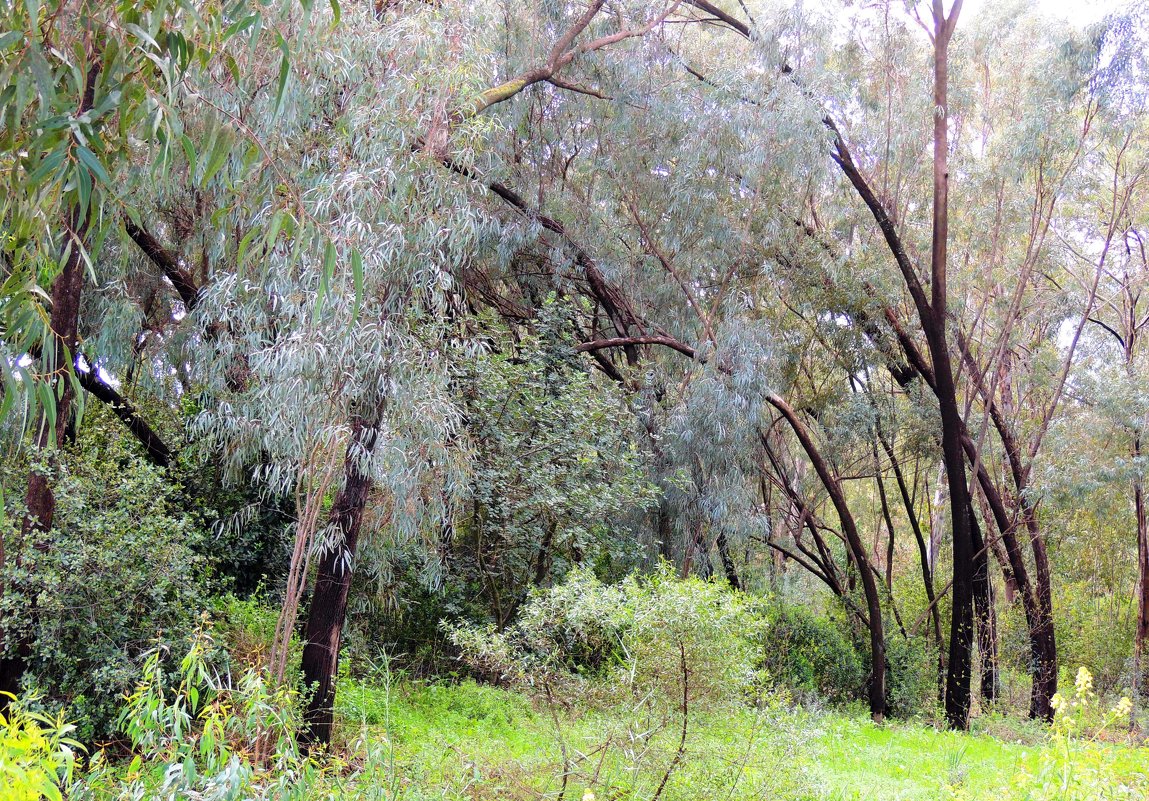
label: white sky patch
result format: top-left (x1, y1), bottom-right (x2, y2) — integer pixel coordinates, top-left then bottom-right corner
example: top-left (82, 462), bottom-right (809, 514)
top-left (960, 0), bottom-right (1122, 27)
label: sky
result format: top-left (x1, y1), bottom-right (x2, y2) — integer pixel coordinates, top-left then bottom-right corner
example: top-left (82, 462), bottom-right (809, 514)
top-left (957, 0), bottom-right (1122, 27)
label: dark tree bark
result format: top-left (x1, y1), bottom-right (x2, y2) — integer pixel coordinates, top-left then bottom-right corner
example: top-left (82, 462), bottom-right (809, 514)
top-left (123, 219), bottom-right (201, 311)
top-left (299, 409), bottom-right (381, 749)
top-left (873, 448), bottom-right (897, 590)
top-left (970, 513), bottom-right (999, 704)
top-left (927, 0), bottom-right (975, 730)
top-left (74, 357), bottom-right (171, 467)
top-left (715, 531), bottom-right (741, 590)
top-left (533, 521), bottom-right (557, 586)
top-left (656, 496), bottom-right (674, 561)
top-left (767, 394), bottom-right (886, 721)
top-left (1134, 448), bottom-right (1149, 707)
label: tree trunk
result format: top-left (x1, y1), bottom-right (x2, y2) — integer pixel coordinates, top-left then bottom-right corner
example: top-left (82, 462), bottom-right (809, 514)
top-left (881, 435), bottom-right (945, 695)
top-left (0, 61), bottom-right (100, 706)
top-left (1134, 457), bottom-right (1149, 721)
top-left (1027, 510), bottom-right (1057, 722)
top-left (715, 531), bottom-right (741, 590)
top-left (928, 0), bottom-right (974, 730)
top-left (533, 521), bottom-right (556, 586)
top-left (928, 461), bottom-right (947, 572)
top-left (971, 512), bottom-right (999, 705)
top-left (299, 409), bottom-right (381, 749)
top-left (768, 394), bottom-right (886, 721)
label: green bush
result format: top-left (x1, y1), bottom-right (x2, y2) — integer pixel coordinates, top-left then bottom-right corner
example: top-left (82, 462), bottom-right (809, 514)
top-left (1054, 583), bottom-right (1135, 696)
top-left (757, 603), bottom-right (866, 706)
top-left (0, 692), bottom-right (81, 801)
top-left (5, 428), bottom-right (209, 742)
top-left (884, 634), bottom-right (937, 719)
top-left (449, 565), bottom-right (768, 708)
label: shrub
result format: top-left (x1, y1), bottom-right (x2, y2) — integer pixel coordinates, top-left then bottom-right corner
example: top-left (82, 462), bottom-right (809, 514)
top-left (1054, 583), bottom-right (1135, 696)
top-left (0, 692), bottom-right (81, 801)
top-left (756, 603), bottom-right (866, 706)
top-left (449, 565), bottom-right (768, 708)
top-left (10, 433), bottom-right (208, 742)
top-left (884, 633), bottom-right (937, 719)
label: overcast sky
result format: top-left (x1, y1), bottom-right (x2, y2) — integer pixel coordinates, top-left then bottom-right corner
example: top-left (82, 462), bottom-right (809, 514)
top-left (956, 0), bottom-right (1122, 27)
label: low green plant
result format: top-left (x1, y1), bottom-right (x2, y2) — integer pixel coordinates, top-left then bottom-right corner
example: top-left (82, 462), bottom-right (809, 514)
top-left (0, 692), bottom-right (82, 801)
top-left (82, 616), bottom-right (321, 800)
top-left (450, 567), bottom-right (780, 799)
top-left (450, 565), bottom-right (767, 706)
top-left (996, 667), bottom-right (1146, 801)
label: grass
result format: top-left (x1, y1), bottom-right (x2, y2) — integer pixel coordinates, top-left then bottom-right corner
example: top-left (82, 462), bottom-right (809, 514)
top-left (333, 677), bottom-right (1149, 801)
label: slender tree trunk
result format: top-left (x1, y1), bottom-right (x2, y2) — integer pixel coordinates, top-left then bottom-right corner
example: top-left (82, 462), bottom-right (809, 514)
top-left (971, 512), bottom-right (999, 705)
top-left (874, 455), bottom-right (897, 590)
top-left (928, 0), bottom-right (974, 730)
top-left (768, 394), bottom-right (886, 721)
top-left (533, 521), bottom-right (556, 586)
top-left (1133, 453), bottom-right (1148, 722)
top-left (928, 461), bottom-right (947, 572)
top-left (881, 436), bottom-right (945, 672)
top-left (299, 409), bottom-right (381, 749)
top-left (1020, 505), bottom-right (1057, 721)
top-left (656, 496), bottom-right (673, 561)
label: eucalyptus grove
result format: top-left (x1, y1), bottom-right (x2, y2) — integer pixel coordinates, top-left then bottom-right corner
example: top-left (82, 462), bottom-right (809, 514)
top-left (2, 0), bottom-right (1147, 748)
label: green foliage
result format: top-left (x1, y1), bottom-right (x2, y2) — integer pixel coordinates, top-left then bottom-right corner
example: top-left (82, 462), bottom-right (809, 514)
top-left (452, 303), bottom-right (656, 622)
top-left (177, 450), bottom-right (294, 599)
top-left (0, 692), bottom-right (81, 801)
top-left (111, 622), bottom-right (310, 792)
top-left (1054, 583), bottom-right (1136, 696)
top-left (0, 0), bottom-right (296, 429)
top-left (211, 593), bottom-right (282, 670)
top-left (884, 634), bottom-right (938, 720)
top-left (2, 418), bottom-right (207, 741)
top-left (756, 603), bottom-right (866, 706)
top-left (450, 566), bottom-right (767, 708)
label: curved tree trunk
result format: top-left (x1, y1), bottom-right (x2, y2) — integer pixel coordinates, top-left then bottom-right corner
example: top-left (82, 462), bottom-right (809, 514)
top-left (299, 409), bottom-right (381, 749)
top-left (768, 394), bottom-right (886, 721)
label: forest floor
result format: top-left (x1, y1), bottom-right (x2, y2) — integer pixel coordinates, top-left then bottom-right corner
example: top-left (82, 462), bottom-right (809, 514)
top-left (332, 678), bottom-right (1149, 801)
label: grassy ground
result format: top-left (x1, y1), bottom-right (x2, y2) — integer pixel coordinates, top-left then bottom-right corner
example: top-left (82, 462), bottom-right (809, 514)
top-left (333, 678), bottom-right (1149, 801)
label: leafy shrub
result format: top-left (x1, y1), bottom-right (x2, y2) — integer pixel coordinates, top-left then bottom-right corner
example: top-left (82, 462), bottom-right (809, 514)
top-left (1054, 583), bottom-right (1135, 696)
top-left (756, 603), bottom-right (866, 705)
top-left (213, 593), bottom-right (282, 669)
top-left (70, 618), bottom-right (335, 801)
top-left (8, 431), bottom-right (208, 742)
top-left (0, 692), bottom-right (81, 801)
top-left (449, 565), bottom-right (767, 708)
top-left (884, 634), bottom-right (938, 719)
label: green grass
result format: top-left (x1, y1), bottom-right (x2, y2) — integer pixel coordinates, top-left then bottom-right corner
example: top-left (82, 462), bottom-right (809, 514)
top-left (333, 678), bottom-right (1149, 801)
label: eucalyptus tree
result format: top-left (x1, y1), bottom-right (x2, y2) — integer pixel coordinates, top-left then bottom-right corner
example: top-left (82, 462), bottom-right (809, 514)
top-left (0, 0), bottom-right (312, 703)
top-left (449, 306), bottom-right (656, 626)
